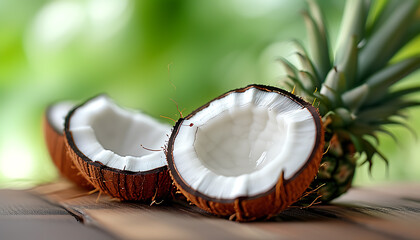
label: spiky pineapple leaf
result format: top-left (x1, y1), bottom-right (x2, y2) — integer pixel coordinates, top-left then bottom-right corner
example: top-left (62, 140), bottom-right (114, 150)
top-left (364, 86), bottom-right (420, 109)
top-left (320, 67), bottom-right (346, 106)
top-left (336, 35), bottom-right (359, 89)
top-left (312, 91), bottom-right (332, 115)
top-left (295, 52), bottom-right (321, 89)
top-left (302, 10), bottom-right (331, 80)
top-left (277, 57), bottom-right (298, 79)
top-left (278, 57), bottom-right (307, 96)
top-left (385, 86), bottom-right (420, 102)
top-left (287, 75), bottom-right (317, 99)
top-left (342, 84), bottom-right (369, 112)
top-left (358, 0), bottom-right (419, 79)
top-left (307, 0), bottom-right (328, 37)
top-left (328, 107), bottom-right (354, 128)
top-left (335, 0), bottom-right (369, 62)
top-left (383, 119), bottom-right (419, 140)
top-left (370, 0), bottom-right (420, 58)
top-left (366, 56), bottom-right (420, 101)
top-left (367, 0), bottom-right (402, 35)
top-left (349, 122), bottom-right (380, 144)
top-left (375, 127), bottom-right (399, 144)
top-left (358, 100), bottom-right (420, 122)
top-left (401, 18), bottom-right (420, 49)
top-left (349, 133), bottom-right (389, 173)
top-left (298, 70), bottom-right (318, 93)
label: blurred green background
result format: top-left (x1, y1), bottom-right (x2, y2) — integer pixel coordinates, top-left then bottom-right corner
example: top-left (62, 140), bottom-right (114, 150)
top-left (0, 0), bottom-right (419, 189)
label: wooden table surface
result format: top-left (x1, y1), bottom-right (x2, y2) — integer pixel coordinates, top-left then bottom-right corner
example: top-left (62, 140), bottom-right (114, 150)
top-left (1, 180), bottom-right (420, 240)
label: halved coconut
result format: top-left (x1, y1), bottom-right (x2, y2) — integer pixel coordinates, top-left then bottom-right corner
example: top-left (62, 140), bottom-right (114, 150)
top-left (64, 95), bottom-right (173, 201)
top-left (166, 85), bottom-right (324, 221)
top-left (43, 101), bottom-right (94, 189)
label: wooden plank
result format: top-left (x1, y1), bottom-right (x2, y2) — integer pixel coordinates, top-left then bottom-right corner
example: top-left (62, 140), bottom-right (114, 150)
top-left (31, 180), bottom-right (420, 240)
top-left (0, 215), bottom-right (118, 240)
top-left (330, 185), bottom-right (420, 240)
top-left (33, 181), bottom-right (278, 239)
top-left (357, 182), bottom-right (420, 201)
top-left (249, 221), bottom-right (390, 240)
top-left (0, 189), bottom-right (117, 240)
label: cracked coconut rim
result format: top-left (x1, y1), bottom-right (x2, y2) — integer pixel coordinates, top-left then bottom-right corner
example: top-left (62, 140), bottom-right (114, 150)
top-left (47, 101), bottom-right (75, 134)
top-left (44, 100), bottom-right (94, 189)
top-left (167, 85), bottom-right (323, 202)
top-left (66, 95), bottom-right (171, 172)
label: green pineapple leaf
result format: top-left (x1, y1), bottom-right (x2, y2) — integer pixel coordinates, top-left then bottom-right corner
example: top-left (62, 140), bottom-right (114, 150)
top-left (381, 86), bottom-right (420, 101)
top-left (320, 67), bottom-right (346, 106)
top-left (366, 56), bottom-right (420, 104)
top-left (365, 86), bottom-right (420, 109)
top-left (358, 100), bottom-right (420, 122)
top-left (295, 52), bottom-right (321, 89)
top-left (277, 57), bottom-right (298, 79)
top-left (376, 127), bottom-right (399, 144)
top-left (335, 0), bottom-right (369, 62)
top-left (336, 35), bottom-right (359, 89)
top-left (302, 10), bottom-right (331, 80)
top-left (349, 122), bottom-right (380, 145)
top-left (355, 136), bottom-right (389, 173)
top-left (342, 83), bottom-right (369, 112)
top-left (400, 17), bottom-right (420, 48)
top-left (298, 70), bottom-right (318, 94)
top-left (307, 0), bottom-right (328, 37)
top-left (385, 118), bottom-right (418, 140)
top-left (358, 0), bottom-right (419, 79)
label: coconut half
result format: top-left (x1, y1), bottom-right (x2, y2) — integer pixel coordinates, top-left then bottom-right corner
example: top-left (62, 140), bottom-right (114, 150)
top-left (43, 101), bottom-right (94, 189)
top-left (166, 85), bottom-right (324, 221)
top-left (64, 95), bottom-right (173, 201)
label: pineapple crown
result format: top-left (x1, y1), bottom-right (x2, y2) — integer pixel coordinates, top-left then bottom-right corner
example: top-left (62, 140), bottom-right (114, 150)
top-left (280, 0), bottom-right (420, 170)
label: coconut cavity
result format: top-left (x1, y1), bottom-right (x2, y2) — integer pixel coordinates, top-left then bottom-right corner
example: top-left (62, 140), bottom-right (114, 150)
top-left (64, 95), bottom-right (174, 201)
top-left (68, 95), bottom-right (171, 172)
top-left (193, 100), bottom-right (315, 178)
top-left (167, 85), bottom-right (323, 220)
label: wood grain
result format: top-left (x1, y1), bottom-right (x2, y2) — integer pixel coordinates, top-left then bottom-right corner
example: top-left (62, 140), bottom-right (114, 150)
top-left (31, 181), bottom-right (420, 240)
top-left (0, 189), bottom-right (116, 240)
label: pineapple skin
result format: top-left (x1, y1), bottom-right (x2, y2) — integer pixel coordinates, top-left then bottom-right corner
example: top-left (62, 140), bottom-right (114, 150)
top-left (299, 133), bottom-right (356, 203)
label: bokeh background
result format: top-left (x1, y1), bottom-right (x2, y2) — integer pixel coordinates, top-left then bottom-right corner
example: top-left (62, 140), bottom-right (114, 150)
top-left (1, 0), bottom-right (419, 189)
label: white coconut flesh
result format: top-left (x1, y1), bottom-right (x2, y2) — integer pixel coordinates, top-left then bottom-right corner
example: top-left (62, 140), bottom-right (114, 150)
top-left (68, 96), bottom-right (171, 172)
top-left (48, 101), bottom-right (75, 133)
top-left (172, 87), bottom-right (318, 200)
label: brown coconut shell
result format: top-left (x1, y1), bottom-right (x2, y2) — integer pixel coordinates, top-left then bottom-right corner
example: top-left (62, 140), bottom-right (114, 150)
top-left (43, 107), bottom-right (94, 190)
top-left (166, 84), bottom-right (324, 221)
top-left (63, 102), bottom-right (174, 202)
